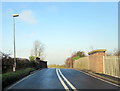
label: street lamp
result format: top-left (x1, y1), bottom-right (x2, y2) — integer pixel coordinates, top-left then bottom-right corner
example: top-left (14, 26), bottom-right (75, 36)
top-left (12, 14), bottom-right (19, 72)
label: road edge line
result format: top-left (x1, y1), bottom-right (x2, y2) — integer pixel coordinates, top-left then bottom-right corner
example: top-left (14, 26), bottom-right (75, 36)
top-left (7, 69), bottom-right (43, 90)
top-left (77, 69), bottom-right (120, 87)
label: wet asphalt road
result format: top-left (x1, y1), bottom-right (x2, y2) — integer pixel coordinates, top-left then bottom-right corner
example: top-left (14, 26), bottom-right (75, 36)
top-left (7, 68), bottom-right (119, 90)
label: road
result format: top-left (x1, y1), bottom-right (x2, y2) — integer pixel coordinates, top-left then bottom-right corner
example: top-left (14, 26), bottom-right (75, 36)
top-left (7, 68), bottom-right (119, 91)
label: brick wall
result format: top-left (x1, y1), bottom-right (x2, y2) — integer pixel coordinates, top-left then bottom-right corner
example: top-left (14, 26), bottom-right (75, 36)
top-left (66, 49), bottom-right (106, 73)
top-left (89, 50), bottom-right (106, 73)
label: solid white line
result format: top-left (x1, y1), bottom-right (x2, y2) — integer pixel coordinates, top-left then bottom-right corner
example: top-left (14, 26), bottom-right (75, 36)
top-left (58, 69), bottom-right (78, 91)
top-left (78, 70), bottom-right (120, 87)
top-left (56, 69), bottom-right (70, 91)
top-left (7, 70), bottom-right (41, 89)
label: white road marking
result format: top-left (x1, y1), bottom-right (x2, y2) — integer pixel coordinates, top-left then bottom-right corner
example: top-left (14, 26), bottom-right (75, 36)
top-left (56, 69), bottom-right (70, 91)
top-left (7, 69), bottom-right (42, 89)
top-left (78, 70), bottom-right (120, 87)
top-left (58, 69), bottom-right (78, 91)
top-left (56, 68), bottom-right (70, 91)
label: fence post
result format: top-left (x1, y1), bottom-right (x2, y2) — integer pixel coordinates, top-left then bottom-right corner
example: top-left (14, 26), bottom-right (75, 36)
top-left (103, 56), bottom-right (105, 74)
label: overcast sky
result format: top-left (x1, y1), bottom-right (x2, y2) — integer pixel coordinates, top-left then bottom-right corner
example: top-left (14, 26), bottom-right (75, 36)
top-left (2, 2), bottom-right (118, 65)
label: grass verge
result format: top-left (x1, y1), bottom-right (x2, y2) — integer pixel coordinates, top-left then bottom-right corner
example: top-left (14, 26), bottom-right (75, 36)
top-left (2, 68), bottom-right (35, 89)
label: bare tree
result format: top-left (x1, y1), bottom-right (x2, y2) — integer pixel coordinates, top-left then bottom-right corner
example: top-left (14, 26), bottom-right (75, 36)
top-left (113, 49), bottom-right (120, 56)
top-left (0, 51), bottom-right (11, 59)
top-left (31, 40), bottom-right (44, 59)
top-left (106, 51), bottom-right (113, 56)
top-left (106, 49), bottom-right (120, 56)
top-left (0, 52), bottom-right (2, 59)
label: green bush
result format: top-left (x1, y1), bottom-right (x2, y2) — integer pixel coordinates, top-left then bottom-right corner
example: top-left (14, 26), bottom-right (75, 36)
top-left (29, 56), bottom-right (35, 61)
top-left (73, 56), bottom-right (80, 60)
top-left (2, 68), bottom-right (35, 88)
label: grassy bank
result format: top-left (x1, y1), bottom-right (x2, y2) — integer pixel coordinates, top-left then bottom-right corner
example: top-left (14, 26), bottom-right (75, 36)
top-left (2, 68), bottom-right (35, 88)
top-left (48, 64), bottom-right (67, 68)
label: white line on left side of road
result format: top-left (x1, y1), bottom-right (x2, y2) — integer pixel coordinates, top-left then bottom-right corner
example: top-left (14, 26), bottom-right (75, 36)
top-left (58, 69), bottom-right (78, 91)
top-left (7, 70), bottom-right (41, 89)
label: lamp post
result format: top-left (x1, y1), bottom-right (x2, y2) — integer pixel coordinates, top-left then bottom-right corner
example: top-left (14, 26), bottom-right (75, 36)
top-left (12, 14), bottom-right (19, 72)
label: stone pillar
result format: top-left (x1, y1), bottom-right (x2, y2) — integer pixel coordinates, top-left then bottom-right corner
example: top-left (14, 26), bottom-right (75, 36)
top-left (88, 49), bottom-right (106, 73)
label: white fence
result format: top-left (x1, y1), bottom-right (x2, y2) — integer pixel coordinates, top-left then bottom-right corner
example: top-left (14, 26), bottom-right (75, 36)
top-left (103, 56), bottom-right (120, 78)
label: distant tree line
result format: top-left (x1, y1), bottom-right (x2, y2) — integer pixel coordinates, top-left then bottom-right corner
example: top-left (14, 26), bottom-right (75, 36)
top-left (65, 51), bottom-right (86, 68)
top-left (106, 49), bottom-right (120, 56)
top-left (48, 64), bottom-right (66, 68)
top-left (67, 51), bottom-right (86, 61)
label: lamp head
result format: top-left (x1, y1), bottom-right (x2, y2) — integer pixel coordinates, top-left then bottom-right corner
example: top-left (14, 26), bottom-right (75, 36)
top-left (12, 14), bottom-right (19, 17)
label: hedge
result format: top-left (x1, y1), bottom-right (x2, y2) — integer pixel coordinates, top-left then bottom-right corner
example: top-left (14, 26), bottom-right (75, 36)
top-left (2, 57), bottom-right (39, 73)
top-left (2, 68), bottom-right (35, 88)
